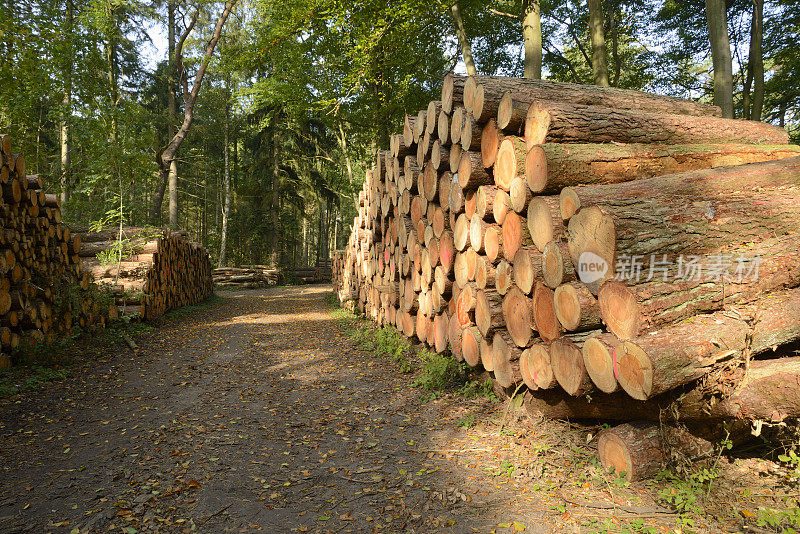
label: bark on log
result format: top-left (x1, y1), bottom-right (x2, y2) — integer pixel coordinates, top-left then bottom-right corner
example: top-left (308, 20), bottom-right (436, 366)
top-left (525, 101), bottom-right (788, 148)
top-left (616, 287), bottom-right (800, 400)
top-left (529, 143), bottom-right (800, 195)
top-left (566, 157), bottom-right (800, 293)
top-left (472, 76), bottom-right (721, 119)
top-left (597, 235), bottom-right (800, 339)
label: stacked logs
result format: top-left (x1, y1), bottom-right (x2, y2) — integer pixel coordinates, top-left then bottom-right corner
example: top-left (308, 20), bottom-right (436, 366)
top-left (0, 134), bottom-right (114, 367)
top-left (332, 74), bottom-right (800, 480)
top-left (76, 227), bottom-right (213, 320)
top-left (213, 266), bottom-right (281, 288)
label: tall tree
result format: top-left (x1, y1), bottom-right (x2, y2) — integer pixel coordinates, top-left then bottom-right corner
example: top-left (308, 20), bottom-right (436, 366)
top-left (704, 0), bottom-right (734, 117)
top-left (450, 1), bottom-right (477, 74)
top-left (60, 0), bottom-right (73, 205)
top-left (167, 0), bottom-right (179, 227)
top-left (522, 0), bottom-right (542, 79)
top-left (588, 0), bottom-right (609, 86)
top-left (218, 84), bottom-right (231, 267)
top-left (151, 0), bottom-right (236, 227)
top-left (744, 0), bottom-right (764, 120)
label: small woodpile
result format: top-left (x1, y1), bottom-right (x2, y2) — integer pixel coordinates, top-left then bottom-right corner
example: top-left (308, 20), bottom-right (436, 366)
top-left (213, 266), bottom-right (281, 288)
top-left (0, 134), bottom-right (114, 367)
top-left (332, 74), bottom-right (800, 480)
top-left (292, 258), bottom-right (332, 284)
top-left (76, 226), bottom-right (213, 320)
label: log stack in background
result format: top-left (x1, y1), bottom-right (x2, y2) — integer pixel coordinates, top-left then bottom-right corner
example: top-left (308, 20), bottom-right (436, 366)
top-left (0, 134), bottom-right (116, 368)
top-left (213, 266), bottom-right (281, 288)
top-left (213, 257), bottom-right (332, 289)
top-left (332, 74), bottom-right (800, 480)
top-left (76, 226), bottom-right (213, 321)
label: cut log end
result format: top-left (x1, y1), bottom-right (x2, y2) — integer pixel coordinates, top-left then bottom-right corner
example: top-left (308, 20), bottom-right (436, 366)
top-left (532, 283), bottom-right (562, 342)
top-left (480, 119), bottom-right (501, 169)
top-left (462, 326), bottom-right (482, 367)
top-left (527, 197), bottom-right (555, 252)
top-left (519, 346), bottom-right (539, 391)
top-left (542, 240), bottom-right (573, 289)
top-left (617, 341), bottom-right (653, 401)
top-left (492, 330), bottom-right (522, 388)
top-left (582, 335), bottom-right (621, 394)
top-left (495, 137), bottom-right (525, 192)
top-left (502, 286), bottom-right (533, 348)
top-left (597, 279), bottom-right (641, 340)
top-left (550, 337), bottom-right (592, 396)
top-left (525, 145), bottom-right (548, 193)
top-left (559, 187), bottom-right (580, 221)
top-left (524, 105), bottom-right (552, 150)
top-left (597, 422), bottom-right (664, 481)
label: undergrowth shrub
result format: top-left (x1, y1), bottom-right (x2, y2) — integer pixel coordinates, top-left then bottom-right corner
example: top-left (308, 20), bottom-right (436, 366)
top-left (414, 348), bottom-right (469, 392)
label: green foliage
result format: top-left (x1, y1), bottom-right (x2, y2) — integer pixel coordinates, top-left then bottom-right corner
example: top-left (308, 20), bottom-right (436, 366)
top-left (778, 447), bottom-right (800, 482)
top-left (655, 466), bottom-right (720, 522)
top-left (0, 366), bottom-right (71, 398)
top-left (413, 349), bottom-right (469, 392)
top-left (460, 378), bottom-right (497, 401)
top-left (756, 502), bottom-right (800, 532)
top-left (457, 413), bottom-right (476, 429)
top-left (489, 460), bottom-right (516, 478)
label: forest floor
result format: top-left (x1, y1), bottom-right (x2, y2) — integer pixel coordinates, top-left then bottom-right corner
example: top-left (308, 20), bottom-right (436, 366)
top-left (0, 285), bottom-right (796, 533)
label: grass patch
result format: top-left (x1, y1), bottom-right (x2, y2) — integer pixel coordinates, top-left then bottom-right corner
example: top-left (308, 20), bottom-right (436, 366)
top-left (0, 366), bottom-right (71, 398)
top-left (327, 292), bottom-right (495, 400)
top-left (414, 348), bottom-right (469, 392)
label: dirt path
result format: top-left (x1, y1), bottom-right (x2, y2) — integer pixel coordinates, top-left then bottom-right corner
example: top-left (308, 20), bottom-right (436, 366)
top-left (0, 286), bottom-right (685, 533)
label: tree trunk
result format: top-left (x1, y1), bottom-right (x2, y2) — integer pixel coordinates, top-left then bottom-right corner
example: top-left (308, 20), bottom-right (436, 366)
top-left (705, 0), bottom-right (734, 118)
top-left (271, 113), bottom-right (281, 268)
top-left (616, 287), bottom-right (800, 400)
top-left (218, 92), bottom-right (231, 268)
top-left (477, 77), bottom-right (721, 120)
top-left (527, 142), bottom-right (800, 195)
top-left (153, 2), bottom-right (235, 226)
top-left (749, 0), bottom-right (764, 121)
top-left (168, 159), bottom-right (178, 227)
top-left (563, 156), bottom-right (800, 292)
top-left (450, 1), bottom-right (477, 75)
top-left (522, 0), bottom-right (542, 80)
top-left (59, 0), bottom-right (73, 207)
top-left (588, 0), bottom-right (609, 87)
top-left (525, 100), bottom-right (787, 148)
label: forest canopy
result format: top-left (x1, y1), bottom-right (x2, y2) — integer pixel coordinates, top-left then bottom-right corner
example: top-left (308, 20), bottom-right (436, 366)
top-left (1, 0), bottom-right (797, 268)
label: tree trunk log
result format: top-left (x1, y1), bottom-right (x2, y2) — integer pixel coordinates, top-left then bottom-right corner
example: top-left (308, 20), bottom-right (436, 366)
top-left (529, 143), bottom-right (800, 195)
top-left (525, 101), bottom-right (787, 148)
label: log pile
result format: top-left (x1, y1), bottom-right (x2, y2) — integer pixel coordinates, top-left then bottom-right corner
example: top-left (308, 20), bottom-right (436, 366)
top-left (213, 258), bottom-right (332, 289)
top-left (213, 266), bottom-right (281, 288)
top-left (0, 134), bottom-right (115, 368)
top-left (76, 226), bottom-right (213, 320)
top-left (331, 74), bottom-right (800, 479)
